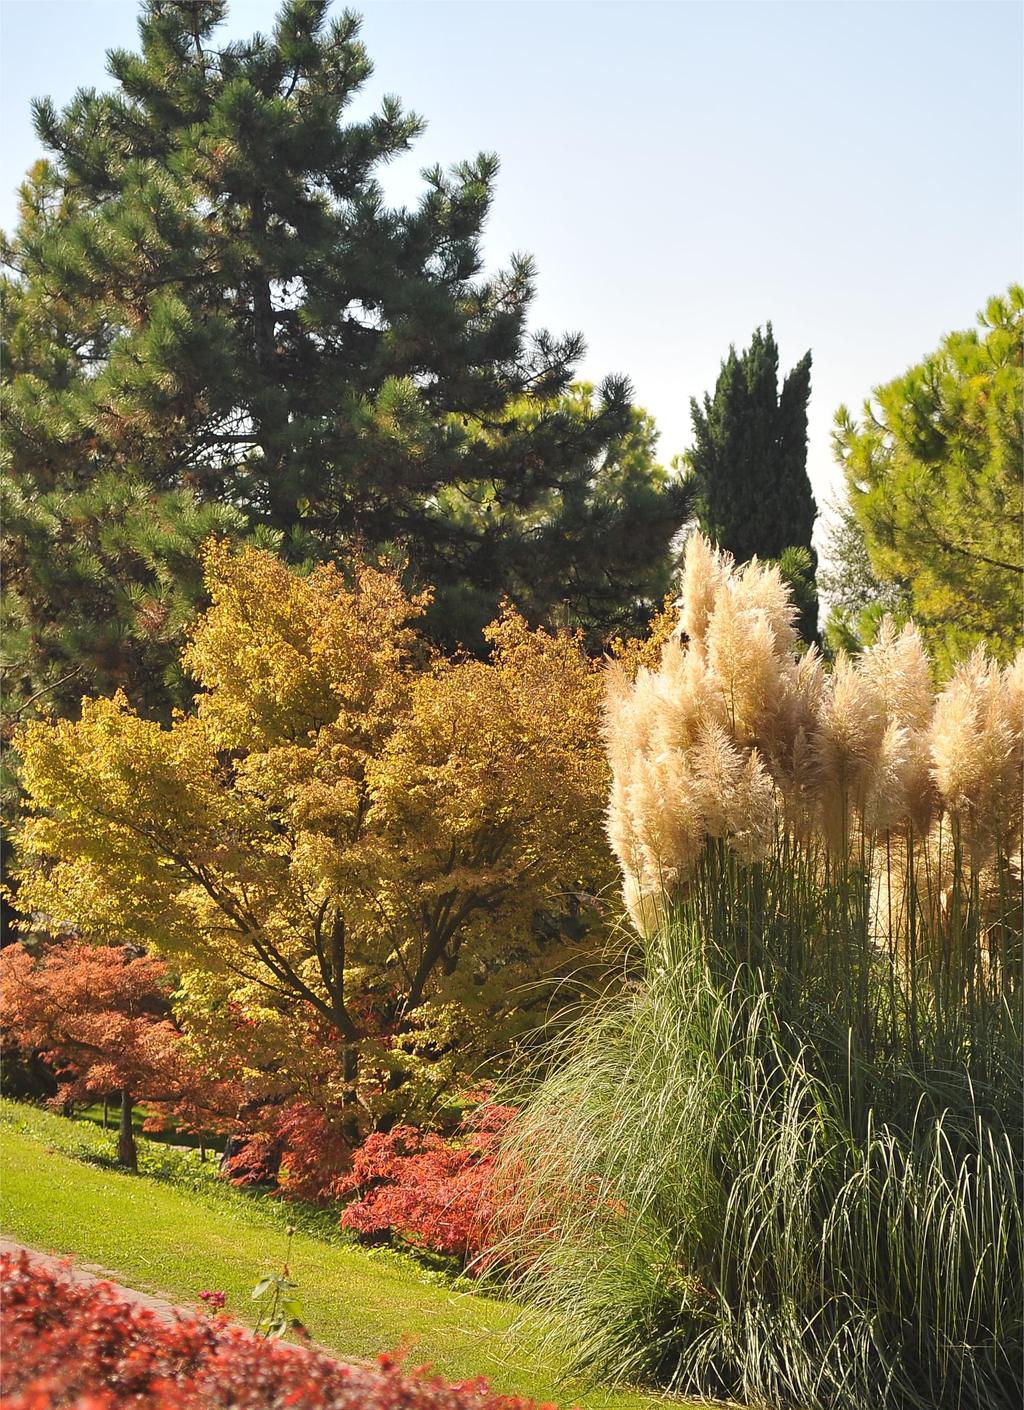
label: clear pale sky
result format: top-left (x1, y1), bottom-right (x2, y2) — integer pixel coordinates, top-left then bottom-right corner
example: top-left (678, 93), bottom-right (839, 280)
top-left (2, 0), bottom-right (1022, 534)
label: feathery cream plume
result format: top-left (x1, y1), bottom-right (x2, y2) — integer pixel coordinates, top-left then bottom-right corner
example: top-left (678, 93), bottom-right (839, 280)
top-left (812, 651), bottom-right (887, 847)
top-left (675, 532), bottom-right (728, 650)
top-left (931, 647), bottom-right (1015, 864)
top-left (603, 661), bottom-right (666, 778)
top-left (690, 724), bottom-right (747, 839)
top-left (777, 722), bottom-right (818, 839)
top-left (645, 639), bottom-right (711, 756)
top-left (999, 650), bottom-right (1024, 847)
top-left (757, 644), bottom-right (823, 789)
top-left (605, 769), bottom-right (643, 885)
top-left (622, 872), bottom-right (665, 940)
top-left (627, 752), bottom-right (703, 892)
top-left (858, 619), bottom-right (938, 836)
top-left (706, 583), bottom-right (786, 748)
top-left (605, 528), bottom-right (1020, 946)
top-left (730, 749), bottom-right (777, 864)
top-left (861, 618), bottom-right (934, 732)
top-left (734, 556), bottom-right (801, 660)
top-left (863, 719), bottom-right (911, 834)
top-left (1002, 649), bottom-right (1024, 737)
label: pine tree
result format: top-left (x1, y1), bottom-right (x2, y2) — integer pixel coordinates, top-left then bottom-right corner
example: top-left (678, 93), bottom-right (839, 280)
top-left (831, 286), bottom-right (1022, 671)
top-left (685, 326), bottom-right (818, 638)
top-left (423, 387), bottom-right (684, 648)
top-left (1, 0), bottom-right (686, 721)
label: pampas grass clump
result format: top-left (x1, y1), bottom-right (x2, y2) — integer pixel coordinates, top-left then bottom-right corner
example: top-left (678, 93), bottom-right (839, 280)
top-left (493, 537), bottom-right (1022, 1410)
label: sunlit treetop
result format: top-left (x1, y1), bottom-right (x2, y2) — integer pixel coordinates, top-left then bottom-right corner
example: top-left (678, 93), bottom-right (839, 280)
top-left (832, 285), bottom-right (1023, 671)
top-left (14, 540), bottom-right (614, 1127)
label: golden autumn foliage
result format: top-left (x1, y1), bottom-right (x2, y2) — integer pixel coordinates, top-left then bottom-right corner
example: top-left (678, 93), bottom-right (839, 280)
top-left (14, 543), bottom-right (613, 1124)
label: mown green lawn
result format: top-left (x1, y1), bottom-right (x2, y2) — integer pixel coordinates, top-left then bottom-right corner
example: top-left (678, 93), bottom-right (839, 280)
top-left (0, 1101), bottom-right (688, 1409)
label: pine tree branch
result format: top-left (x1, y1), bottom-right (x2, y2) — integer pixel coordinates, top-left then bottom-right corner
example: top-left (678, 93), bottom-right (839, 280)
top-left (1, 668), bottom-right (82, 724)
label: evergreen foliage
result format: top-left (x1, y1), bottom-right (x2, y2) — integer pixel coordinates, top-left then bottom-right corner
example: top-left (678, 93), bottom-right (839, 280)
top-left (1, 475), bottom-right (245, 719)
top-left (685, 325), bottom-right (817, 638)
top-left (1, 0), bottom-right (686, 726)
top-left (831, 285), bottom-right (1023, 671)
top-left (818, 492), bottom-right (912, 660)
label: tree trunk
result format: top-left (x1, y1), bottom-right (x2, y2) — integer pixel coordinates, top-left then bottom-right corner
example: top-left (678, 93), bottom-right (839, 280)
top-left (340, 1042), bottom-right (361, 1148)
top-left (325, 909), bottom-right (363, 1149)
top-left (117, 1088), bottom-right (138, 1172)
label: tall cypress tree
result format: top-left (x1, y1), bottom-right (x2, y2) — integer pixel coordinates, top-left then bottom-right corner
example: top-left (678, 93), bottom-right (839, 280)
top-left (1, 0), bottom-right (686, 725)
top-left (686, 326), bottom-right (818, 638)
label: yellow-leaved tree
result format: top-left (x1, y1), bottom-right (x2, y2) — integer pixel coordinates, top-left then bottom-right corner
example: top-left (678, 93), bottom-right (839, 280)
top-left (14, 543), bottom-right (613, 1134)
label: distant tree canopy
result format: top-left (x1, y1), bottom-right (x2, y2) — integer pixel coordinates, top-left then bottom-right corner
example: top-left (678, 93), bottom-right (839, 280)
top-left (817, 493), bottom-right (910, 661)
top-left (1, 0), bottom-right (686, 728)
top-left (830, 286), bottom-right (1023, 672)
top-left (684, 325), bottom-right (818, 640)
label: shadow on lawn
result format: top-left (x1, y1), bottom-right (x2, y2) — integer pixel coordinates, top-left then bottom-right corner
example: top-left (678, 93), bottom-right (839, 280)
top-left (75, 1102), bottom-right (229, 1156)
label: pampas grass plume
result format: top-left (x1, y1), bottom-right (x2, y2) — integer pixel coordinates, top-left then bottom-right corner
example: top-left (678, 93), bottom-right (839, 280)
top-left (931, 649), bottom-right (1013, 815)
top-left (675, 531), bottom-right (726, 650)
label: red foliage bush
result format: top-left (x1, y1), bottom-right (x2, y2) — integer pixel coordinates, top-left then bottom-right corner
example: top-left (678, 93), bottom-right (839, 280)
top-left (221, 1101), bottom-right (353, 1201)
top-left (0, 941), bottom-right (178, 1106)
top-left (0, 1251), bottom-right (557, 1410)
top-left (275, 1100), bottom-right (355, 1202)
top-left (338, 1103), bottom-right (517, 1268)
top-left (0, 939), bottom-right (240, 1136)
top-left (221, 1129), bottom-right (285, 1188)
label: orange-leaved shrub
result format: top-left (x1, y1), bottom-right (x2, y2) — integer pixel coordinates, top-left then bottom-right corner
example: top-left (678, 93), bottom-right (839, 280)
top-left (13, 542), bottom-right (612, 1139)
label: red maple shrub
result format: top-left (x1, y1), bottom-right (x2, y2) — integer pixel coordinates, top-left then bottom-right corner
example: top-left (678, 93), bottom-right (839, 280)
top-left (274, 1100), bottom-right (355, 1202)
top-left (0, 1252), bottom-right (558, 1410)
top-left (338, 1103), bottom-right (517, 1269)
top-left (0, 940), bottom-right (239, 1168)
top-left (0, 941), bottom-right (178, 1106)
top-left (221, 1128), bottom-right (286, 1188)
top-left (222, 1100), bottom-right (355, 1201)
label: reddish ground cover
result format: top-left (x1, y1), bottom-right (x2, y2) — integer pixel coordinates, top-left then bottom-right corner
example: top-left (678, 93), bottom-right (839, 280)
top-left (0, 1251), bottom-right (556, 1410)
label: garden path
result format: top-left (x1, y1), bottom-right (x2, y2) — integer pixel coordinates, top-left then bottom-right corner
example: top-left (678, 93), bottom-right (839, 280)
top-left (0, 1238), bottom-right (367, 1366)
top-left (1, 1237), bottom-right (192, 1323)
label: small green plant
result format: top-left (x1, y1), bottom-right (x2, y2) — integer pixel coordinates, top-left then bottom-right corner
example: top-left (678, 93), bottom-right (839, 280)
top-left (251, 1226), bottom-right (306, 1340)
